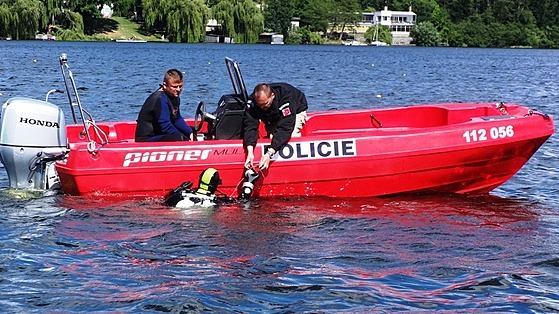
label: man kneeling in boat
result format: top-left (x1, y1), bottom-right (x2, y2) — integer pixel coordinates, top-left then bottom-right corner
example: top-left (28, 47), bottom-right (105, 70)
top-left (243, 83), bottom-right (308, 170)
top-left (135, 69), bottom-right (193, 142)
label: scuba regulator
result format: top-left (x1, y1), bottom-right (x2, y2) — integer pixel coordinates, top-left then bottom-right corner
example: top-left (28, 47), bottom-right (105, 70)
top-left (240, 168), bottom-right (260, 200)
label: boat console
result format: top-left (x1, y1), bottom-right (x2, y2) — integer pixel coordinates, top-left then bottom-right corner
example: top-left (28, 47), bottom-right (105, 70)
top-left (209, 94), bottom-right (246, 139)
top-left (195, 58), bottom-right (250, 140)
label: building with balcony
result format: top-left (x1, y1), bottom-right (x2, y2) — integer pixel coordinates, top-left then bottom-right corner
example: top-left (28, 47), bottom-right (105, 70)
top-left (347, 6), bottom-right (416, 45)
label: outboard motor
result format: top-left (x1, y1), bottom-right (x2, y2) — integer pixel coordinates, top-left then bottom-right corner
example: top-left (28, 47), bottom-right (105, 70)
top-left (0, 97), bottom-right (67, 190)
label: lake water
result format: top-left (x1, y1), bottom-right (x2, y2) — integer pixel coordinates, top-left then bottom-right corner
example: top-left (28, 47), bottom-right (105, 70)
top-left (1, 41), bottom-right (558, 312)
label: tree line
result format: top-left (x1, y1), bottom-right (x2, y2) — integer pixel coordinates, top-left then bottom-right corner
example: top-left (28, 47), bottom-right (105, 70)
top-left (0, 0), bottom-right (558, 47)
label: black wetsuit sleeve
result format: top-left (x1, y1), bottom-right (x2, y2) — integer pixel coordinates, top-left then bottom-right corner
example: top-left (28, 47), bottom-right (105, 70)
top-left (172, 108), bottom-right (193, 138)
top-left (157, 96), bottom-right (177, 134)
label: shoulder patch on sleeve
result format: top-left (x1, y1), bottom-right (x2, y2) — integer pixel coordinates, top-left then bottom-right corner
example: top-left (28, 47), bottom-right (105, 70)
top-left (280, 103), bottom-right (291, 116)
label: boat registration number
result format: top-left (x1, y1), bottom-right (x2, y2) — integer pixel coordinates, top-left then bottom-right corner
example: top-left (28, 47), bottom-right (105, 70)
top-left (462, 125), bottom-right (514, 143)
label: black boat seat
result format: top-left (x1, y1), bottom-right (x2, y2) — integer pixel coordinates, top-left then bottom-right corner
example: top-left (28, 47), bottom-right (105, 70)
top-left (211, 94), bottom-right (245, 140)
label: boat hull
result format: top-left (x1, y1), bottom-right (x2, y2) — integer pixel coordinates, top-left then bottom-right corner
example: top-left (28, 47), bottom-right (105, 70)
top-left (55, 103), bottom-right (554, 199)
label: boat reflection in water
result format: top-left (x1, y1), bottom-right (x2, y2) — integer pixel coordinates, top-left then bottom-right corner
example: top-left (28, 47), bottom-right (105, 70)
top-left (51, 192), bottom-right (550, 310)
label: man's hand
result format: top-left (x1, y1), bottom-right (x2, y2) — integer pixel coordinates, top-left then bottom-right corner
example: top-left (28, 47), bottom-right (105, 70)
top-left (258, 148), bottom-right (275, 170)
top-left (244, 146), bottom-right (255, 169)
top-left (258, 153), bottom-right (271, 170)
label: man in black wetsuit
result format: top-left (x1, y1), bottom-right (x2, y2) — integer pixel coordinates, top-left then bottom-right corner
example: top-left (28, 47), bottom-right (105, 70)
top-left (135, 69), bottom-right (193, 142)
top-left (243, 83), bottom-right (308, 170)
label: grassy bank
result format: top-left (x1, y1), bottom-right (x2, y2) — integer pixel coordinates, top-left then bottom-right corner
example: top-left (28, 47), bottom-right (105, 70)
top-left (96, 17), bottom-right (164, 42)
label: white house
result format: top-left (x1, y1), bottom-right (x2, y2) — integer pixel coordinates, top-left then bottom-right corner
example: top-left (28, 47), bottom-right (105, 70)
top-left (359, 6), bottom-right (416, 45)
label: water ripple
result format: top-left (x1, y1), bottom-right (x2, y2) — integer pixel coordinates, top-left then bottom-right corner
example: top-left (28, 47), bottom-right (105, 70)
top-left (1, 43), bottom-right (559, 312)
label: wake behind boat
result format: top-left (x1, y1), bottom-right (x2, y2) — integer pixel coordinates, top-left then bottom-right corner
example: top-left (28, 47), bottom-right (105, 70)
top-left (0, 55), bottom-right (554, 199)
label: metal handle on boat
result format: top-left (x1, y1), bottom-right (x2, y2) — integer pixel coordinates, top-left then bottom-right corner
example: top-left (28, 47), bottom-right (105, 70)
top-left (527, 110), bottom-right (550, 120)
top-left (58, 53), bottom-right (108, 154)
top-left (45, 89), bottom-right (64, 102)
top-left (225, 57), bottom-right (249, 103)
top-left (370, 114), bottom-right (383, 127)
top-left (59, 53), bottom-right (93, 143)
top-left (59, 54), bottom-right (78, 124)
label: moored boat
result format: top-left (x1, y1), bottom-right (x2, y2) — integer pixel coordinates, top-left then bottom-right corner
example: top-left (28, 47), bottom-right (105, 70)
top-left (0, 55), bottom-right (554, 200)
top-left (115, 38), bottom-right (147, 43)
top-left (369, 40), bottom-right (388, 46)
top-left (342, 40), bottom-right (368, 46)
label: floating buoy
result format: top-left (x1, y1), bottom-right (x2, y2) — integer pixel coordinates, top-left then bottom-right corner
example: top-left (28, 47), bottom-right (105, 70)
top-left (33, 59), bottom-right (37, 63)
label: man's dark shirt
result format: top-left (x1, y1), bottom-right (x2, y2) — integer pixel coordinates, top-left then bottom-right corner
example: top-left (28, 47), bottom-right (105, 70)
top-left (243, 83), bottom-right (308, 151)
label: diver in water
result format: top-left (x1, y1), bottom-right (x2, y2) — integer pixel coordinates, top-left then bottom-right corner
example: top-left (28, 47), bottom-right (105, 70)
top-left (164, 168), bottom-right (223, 208)
top-left (164, 167), bottom-right (261, 208)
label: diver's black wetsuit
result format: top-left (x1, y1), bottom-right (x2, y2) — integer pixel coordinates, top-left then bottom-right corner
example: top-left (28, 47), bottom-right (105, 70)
top-left (243, 83), bottom-right (308, 152)
top-left (135, 90), bottom-right (193, 142)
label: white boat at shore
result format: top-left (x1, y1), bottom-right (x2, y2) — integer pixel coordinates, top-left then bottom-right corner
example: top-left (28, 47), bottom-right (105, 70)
top-left (369, 40), bottom-right (389, 46)
top-left (115, 37), bottom-right (147, 43)
top-left (35, 33), bottom-right (56, 41)
top-left (342, 40), bottom-right (367, 46)
top-left (369, 23), bottom-right (389, 46)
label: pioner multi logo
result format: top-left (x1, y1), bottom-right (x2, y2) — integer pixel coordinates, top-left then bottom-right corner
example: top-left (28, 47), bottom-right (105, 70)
top-left (270, 139), bottom-right (357, 161)
top-left (123, 149), bottom-right (211, 167)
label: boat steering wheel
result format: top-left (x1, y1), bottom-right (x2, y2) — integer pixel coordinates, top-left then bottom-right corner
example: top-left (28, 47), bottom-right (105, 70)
top-left (193, 101), bottom-right (207, 133)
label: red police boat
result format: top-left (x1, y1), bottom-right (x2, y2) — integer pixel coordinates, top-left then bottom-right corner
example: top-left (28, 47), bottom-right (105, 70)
top-left (0, 56), bottom-right (554, 199)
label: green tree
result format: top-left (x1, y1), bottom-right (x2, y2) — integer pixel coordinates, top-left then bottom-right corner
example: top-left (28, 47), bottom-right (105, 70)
top-left (529, 0), bottom-right (559, 28)
top-left (299, 0), bottom-right (334, 33)
top-left (142, 0), bottom-right (165, 29)
top-left (43, 0), bottom-right (64, 26)
top-left (63, 0), bottom-right (103, 34)
top-left (0, 3), bottom-right (13, 38)
top-left (329, 0), bottom-right (362, 39)
top-left (57, 9), bottom-right (85, 34)
top-left (394, 0), bottom-right (437, 23)
top-left (410, 21), bottom-right (441, 46)
top-left (10, 0), bottom-right (47, 39)
top-left (431, 3), bottom-right (451, 43)
top-left (111, 0), bottom-right (137, 18)
top-left (286, 26), bottom-right (323, 44)
top-left (451, 16), bottom-right (488, 47)
top-left (364, 24), bottom-right (391, 44)
top-left (211, 0), bottom-right (235, 38)
top-left (143, 0), bottom-right (209, 43)
top-left (436, 0), bottom-right (477, 21)
top-left (211, 0), bottom-right (264, 43)
top-left (167, 0), bottom-right (209, 42)
top-left (540, 25), bottom-right (559, 49)
top-left (358, 0), bottom-right (383, 11)
top-left (263, 0), bottom-right (293, 38)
